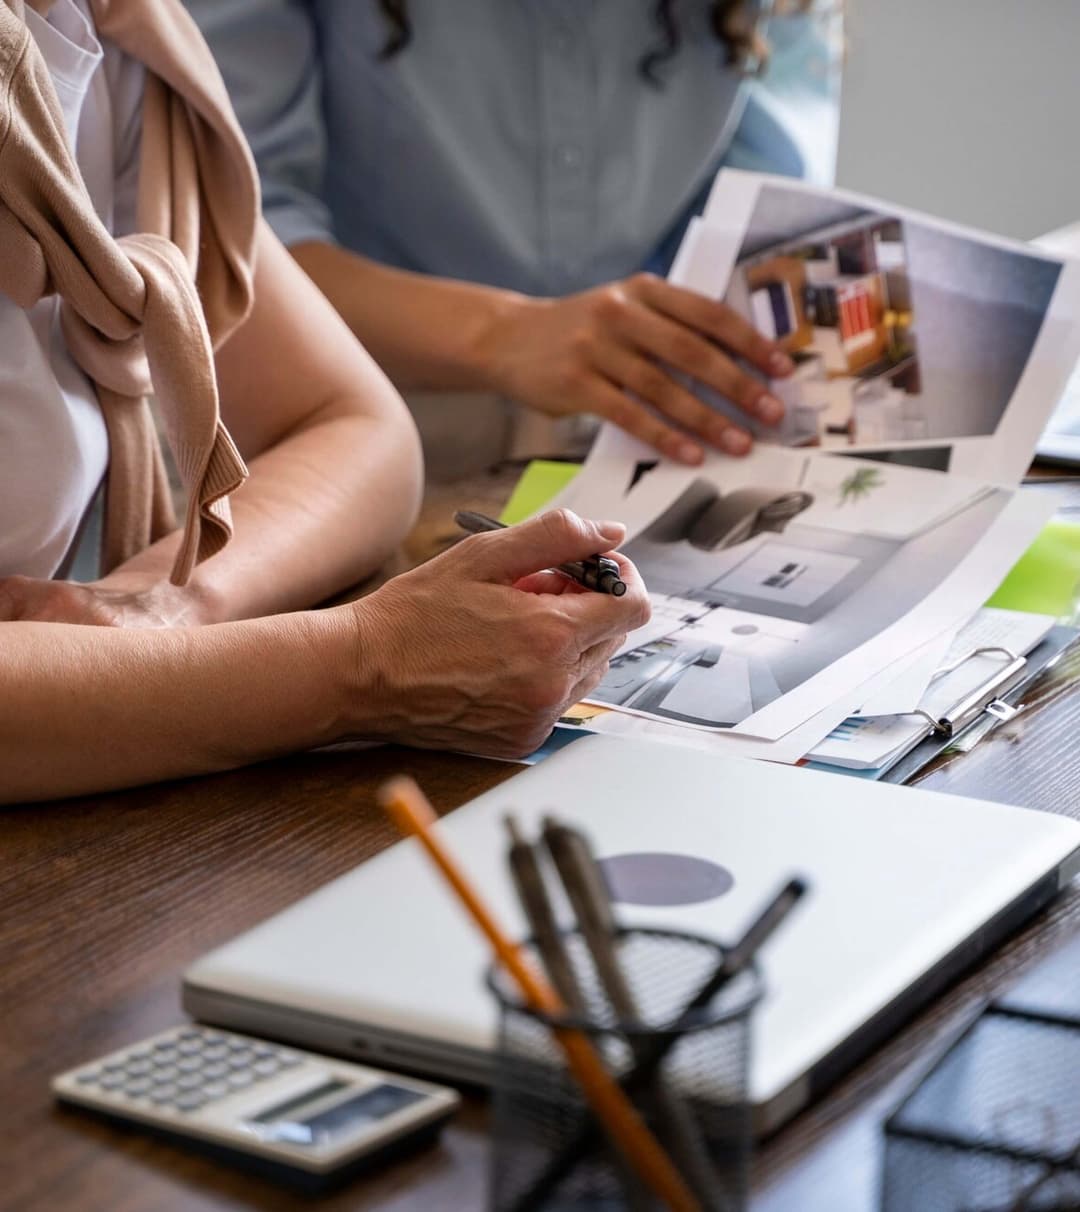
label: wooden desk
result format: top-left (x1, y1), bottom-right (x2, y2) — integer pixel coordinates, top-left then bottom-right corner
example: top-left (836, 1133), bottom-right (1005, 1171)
top-left (4, 480), bottom-right (1080, 1212)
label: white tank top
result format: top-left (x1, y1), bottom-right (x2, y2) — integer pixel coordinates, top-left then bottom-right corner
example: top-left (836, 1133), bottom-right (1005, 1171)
top-left (0, 0), bottom-right (143, 578)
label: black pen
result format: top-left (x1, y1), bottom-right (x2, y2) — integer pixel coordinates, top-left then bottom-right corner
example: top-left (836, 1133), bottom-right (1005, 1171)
top-left (454, 510), bottom-right (628, 597)
top-left (508, 876), bottom-right (809, 1212)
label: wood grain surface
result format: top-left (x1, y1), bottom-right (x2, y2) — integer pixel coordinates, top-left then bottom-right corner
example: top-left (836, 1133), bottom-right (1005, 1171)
top-left (4, 475), bottom-right (1079, 1212)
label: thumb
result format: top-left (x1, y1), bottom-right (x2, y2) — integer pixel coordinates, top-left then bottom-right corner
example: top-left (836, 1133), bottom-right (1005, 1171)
top-left (463, 509), bottom-right (626, 584)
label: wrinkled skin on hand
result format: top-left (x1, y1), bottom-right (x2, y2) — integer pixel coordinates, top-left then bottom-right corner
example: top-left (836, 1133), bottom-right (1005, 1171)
top-left (351, 509), bottom-right (651, 759)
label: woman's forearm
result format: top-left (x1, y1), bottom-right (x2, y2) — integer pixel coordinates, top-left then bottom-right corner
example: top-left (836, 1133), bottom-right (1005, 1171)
top-left (291, 240), bottom-right (530, 393)
top-left (0, 609), bottom-right (354, 804)
top-left (96, 225), bottom-right (425, 623)
top-left (97, 399), bottom-right (422, 622)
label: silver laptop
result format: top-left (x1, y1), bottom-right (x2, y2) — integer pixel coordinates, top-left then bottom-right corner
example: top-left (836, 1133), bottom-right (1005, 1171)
top-left (183, 736), bottom-right (1080, 1134)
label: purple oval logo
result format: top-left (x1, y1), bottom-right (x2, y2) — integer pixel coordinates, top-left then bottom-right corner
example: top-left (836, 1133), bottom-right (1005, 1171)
top-left (599, 853), bottom-right (734, 907)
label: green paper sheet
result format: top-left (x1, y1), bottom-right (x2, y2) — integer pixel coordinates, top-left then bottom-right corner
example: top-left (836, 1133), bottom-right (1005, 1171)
top-left (499, 460), bottom-right (581, 525)
top-left (987, 519), bottom-right (1080, 620)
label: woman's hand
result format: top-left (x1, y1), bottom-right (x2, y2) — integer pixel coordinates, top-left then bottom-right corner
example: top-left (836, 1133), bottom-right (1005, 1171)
top-left (481, 272), bottom-right (794, 464)
top-left (0, 572), bottom-right (221, 628)
top-left (345, 509), bottom-right (650, 759)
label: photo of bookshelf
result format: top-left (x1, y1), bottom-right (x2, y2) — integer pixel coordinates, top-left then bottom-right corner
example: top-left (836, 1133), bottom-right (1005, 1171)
top-left (729, 212), bottom-right (921, 448)
top-left (708, 185), bottom-right (1063, 455)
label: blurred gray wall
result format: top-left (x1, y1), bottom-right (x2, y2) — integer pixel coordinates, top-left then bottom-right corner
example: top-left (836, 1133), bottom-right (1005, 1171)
top-left (835, 0), bottom-right (1080, 239)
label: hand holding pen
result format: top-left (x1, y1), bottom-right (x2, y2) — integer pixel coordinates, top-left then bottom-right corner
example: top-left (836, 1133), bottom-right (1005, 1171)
top-left (455, 511), bottom-right (628, 596)
top-left (360, 508), bottom-right (649, 760)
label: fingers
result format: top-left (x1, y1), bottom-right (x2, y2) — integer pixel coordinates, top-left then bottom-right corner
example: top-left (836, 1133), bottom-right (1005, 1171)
top-left (630, 273), bottom-right (794, 381)
top-left (592, 344), bottom-right (752, 463)
top-left (611, 290), bottom-right (786, 431)
top-left (455, 509), bottom-right (627, 585)
top-left (513, 569), bottom-right (590, 595)
top-left (554, 554), bottom-right (651, 647)
top-left (582, 377), bottom-right (712, 465)
top-left (565, 634), bottom-right (627, 708)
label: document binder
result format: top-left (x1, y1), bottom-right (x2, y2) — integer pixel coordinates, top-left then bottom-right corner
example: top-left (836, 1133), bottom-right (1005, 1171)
top-left (911, 645), bottom-right (1029, 740)
top-left (881, 625), bottom-right (1080, 785)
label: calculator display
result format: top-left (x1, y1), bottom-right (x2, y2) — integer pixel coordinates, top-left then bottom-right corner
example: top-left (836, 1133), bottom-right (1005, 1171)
top-left (247, 1081), bottom-right (425, 1146)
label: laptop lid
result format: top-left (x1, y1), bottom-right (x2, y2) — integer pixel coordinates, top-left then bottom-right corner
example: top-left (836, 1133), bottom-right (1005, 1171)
top-left (184, 736), bottom-right (1080, 1133)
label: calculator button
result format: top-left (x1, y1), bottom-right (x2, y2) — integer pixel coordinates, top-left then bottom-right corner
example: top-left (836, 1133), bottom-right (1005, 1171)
top-left (201, 1032), bottom-right (226, 1045)
top-left (126, 1050), bottom-right (151, 1063)
top-left (276, 1050), bottom-right (302, 1068)
top-left (175, 1073), bottom-right (202, 1091)
top-left (152, 1065), bottom-right (178, 1082)
top-left (202, 1044), bottom-right (229, 1062)
top-left (101, 1059), bottom-right (126, 1073)
top-left (176, 1057), bottom-right (203, 1074)
top-left (152, 1045), bottom-right (177, 1061)
top-left (202, 1082), bottom-right (228, 1101)
top-left (75, 1070), bottom-right (99, 1085)
top-left (227, 1037), bottom-right (251, 1051)
top-left (227, 1051), bottom-right (254, 1069)
top-left (202, 1063), bottom-right (228, 1081)
top-left (252, 1058), bottom-right (280, 1079)
top-left (124, 1078), bottom-right (153, 1097)
top-left (99, 1073), bottom-right (126, 1091)
top-left (150, 1085), bottom-right (178, 1104)
top-left (251, 1043), bottom-right (274, 1058)
top-left (176, 1028), bottom-right (201, 1040)
top-left (124, 1061), bottom-right (152, 1077)
top-left (227, 1072), bottom-right (254, 1090)
top-left (175, 1092), bottom-right (207, 1112)
top-left (176, 1040), bottom-right (202, 1056)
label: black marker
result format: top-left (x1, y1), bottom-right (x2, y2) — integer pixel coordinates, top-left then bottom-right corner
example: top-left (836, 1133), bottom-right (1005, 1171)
top-left (508, 877), bottom-right (809, 1212)
top-left (454, 511), bottom-right (628, 597)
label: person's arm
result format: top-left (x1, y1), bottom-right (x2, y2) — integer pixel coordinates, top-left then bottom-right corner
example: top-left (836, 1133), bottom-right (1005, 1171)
top-left (181, 0), bottom-right (792, 466)
top-left (0, 222), bottom-right (423, 627)
top-left (292, 241), bottom-right (795, 467)
top-left (0, 511), bottom-right (649, 803)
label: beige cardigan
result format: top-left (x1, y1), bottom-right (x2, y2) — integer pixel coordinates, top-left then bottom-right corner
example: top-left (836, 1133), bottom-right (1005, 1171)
top-left (0, 0), bottom-right (259, 583)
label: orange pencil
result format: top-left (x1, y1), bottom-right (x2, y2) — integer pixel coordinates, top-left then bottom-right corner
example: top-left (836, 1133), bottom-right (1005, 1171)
top-left (377, 776), bottom-right (702, 1212)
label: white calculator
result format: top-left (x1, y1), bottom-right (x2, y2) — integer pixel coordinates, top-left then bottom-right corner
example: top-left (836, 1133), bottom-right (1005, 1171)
top-left (53, 1024), bottom-right (460, 1191)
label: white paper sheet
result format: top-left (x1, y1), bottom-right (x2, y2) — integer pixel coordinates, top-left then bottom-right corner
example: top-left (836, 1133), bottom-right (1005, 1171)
top-left (855, 623), bottom-right (963, 717)
top-left (676, 171), bottom-right (1080, 485)
top-left (566, 430), bottom-right (1054, 741)
top-left (809, 608), bottom-right (1056, 770)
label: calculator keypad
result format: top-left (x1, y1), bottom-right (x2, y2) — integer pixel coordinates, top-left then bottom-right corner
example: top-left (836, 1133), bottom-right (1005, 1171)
top-left (70, 1027), bottom-right (302, 1113)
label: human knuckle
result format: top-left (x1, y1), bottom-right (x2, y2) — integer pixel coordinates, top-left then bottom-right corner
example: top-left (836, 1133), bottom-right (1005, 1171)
top-left (540, 506), bottom-right (582, 544)
top-left (567, 327), bottom-right (597, 364)
top-left (592, 285), bottom-right (628, 325)
top-left (627, 271), bottom-right (658, 296)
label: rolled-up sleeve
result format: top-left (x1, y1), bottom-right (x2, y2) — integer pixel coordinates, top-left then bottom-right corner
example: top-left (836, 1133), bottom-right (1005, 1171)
top-left (185, 0), bottom-right (335, 247)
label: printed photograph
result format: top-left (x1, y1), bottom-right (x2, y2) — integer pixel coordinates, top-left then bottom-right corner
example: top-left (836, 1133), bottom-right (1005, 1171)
top-left (583, 453), bottom-right (1008, 731)
top-left (706, 185), bottom-right (1063, 455)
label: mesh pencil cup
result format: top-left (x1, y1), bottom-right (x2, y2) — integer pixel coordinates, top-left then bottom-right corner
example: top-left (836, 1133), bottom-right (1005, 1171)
top-left (486, 927), bottom-right (763, 1212)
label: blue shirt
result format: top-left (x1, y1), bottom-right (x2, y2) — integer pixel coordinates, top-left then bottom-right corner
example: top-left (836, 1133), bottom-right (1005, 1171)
top-left (187, 0), bottom-right (839, 296)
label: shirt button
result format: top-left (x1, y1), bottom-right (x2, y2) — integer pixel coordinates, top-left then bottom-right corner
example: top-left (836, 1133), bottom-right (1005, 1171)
top-left (555, 144), bottom-right (583, 171)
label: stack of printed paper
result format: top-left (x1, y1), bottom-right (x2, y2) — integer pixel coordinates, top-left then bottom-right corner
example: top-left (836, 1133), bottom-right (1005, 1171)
top-left (532, 172), bottom-right (1080, 770)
